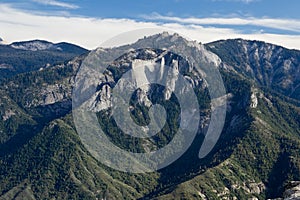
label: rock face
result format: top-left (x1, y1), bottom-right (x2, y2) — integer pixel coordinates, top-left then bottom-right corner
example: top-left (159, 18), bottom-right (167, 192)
top-left (25, 83), bottom-right (71, 107)
top-left (86, 49), bottom-right (197, 112)
top-left (250, 90), bottom-right (258, 108)
top-left (2, 109), bottom-right (16, 121)
top-left (268, 181), bottom-right (300, 200)
top-left (79, 33), bottom-right (219, 115)
top-left (283, 181), bottom-right (300, 200)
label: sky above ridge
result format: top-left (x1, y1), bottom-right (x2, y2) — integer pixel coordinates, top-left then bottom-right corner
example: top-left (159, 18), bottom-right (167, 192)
top-left (0, 0), bottom-right (299, 49)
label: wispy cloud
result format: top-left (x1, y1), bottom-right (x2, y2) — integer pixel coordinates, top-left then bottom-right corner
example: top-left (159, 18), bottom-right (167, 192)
top-left (32, 0), bottom-right (79, 9)
top-left (144, 13), bottom-right (300, 33)
top-left (211, 0), bottom-right (258, 3)
top-left (0, 4), bottom-right (300, 50)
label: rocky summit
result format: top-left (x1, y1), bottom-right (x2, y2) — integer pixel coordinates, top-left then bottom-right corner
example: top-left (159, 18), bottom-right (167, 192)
top-left (0, 33), bottom-right (299, 199)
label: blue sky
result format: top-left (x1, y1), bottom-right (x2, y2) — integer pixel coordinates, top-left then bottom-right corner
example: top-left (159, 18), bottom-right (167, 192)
top-left (0, 0), bottom-right (300, 49)
top-left (79, 0), bottom-right (299, 20)
top-left (4, 0), bottom-right (299, 19)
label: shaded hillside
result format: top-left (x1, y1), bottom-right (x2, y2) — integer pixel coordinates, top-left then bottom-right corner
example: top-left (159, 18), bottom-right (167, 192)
top-left (0, 34), bottom-right (299, 199)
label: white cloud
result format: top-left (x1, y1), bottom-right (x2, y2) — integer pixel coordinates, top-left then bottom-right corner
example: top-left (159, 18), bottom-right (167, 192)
top-left (0, 4), bottom-right (300, 50)
top-left (32, 0), bottom-right (79, 9)
top-left (145, 13), bottom-right (300, 33)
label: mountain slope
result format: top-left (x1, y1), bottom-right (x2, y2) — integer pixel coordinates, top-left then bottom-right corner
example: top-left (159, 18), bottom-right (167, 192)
top-left (0, 40), bottom-right (88, 81)
top-left (0, 34), bottom-right (299, 199)
top-left (0, 55), bottom-right (160, 200)
top-left (0, 116), bottom-right (160, 200)
top-left (206, 39), bottom-right (300, 100)
top-left (153, 84), bottom-right (300, 199)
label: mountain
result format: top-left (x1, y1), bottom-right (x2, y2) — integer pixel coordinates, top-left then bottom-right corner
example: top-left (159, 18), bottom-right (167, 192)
top-left (206, 39), bottom-right (300, 100)
top-left (10, 40), bottom-right (88, 54)
top-left (0, 33), bottom-right (299, 200)
top-left (0, 40), bottom-right (88, 81)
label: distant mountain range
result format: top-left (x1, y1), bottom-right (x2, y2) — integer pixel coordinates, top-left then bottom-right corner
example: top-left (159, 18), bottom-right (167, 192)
top-left (0, 40), bottom-right (88, 81)
top-left (0, 34), bottom-right (299, 200)
top-left (9, 40), bottom-right (87, 53)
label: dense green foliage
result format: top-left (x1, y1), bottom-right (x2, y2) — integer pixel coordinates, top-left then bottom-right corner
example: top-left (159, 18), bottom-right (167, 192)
top-left (0, 38), bottom-right (299, 199)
